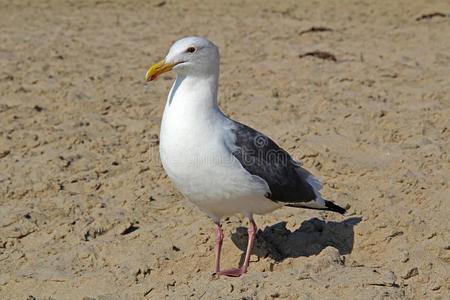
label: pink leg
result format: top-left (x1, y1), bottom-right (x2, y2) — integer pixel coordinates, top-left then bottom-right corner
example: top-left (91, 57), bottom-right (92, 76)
top-left (240, 218), bottom-right (257, 273)
top-left (217, 218), bottom-right (257, 277)
top-left (214, 222), bottom-right (223, 274)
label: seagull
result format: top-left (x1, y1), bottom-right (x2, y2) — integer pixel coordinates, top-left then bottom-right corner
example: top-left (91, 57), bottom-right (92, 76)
top-left (145, 36), bottom-right (346, 277)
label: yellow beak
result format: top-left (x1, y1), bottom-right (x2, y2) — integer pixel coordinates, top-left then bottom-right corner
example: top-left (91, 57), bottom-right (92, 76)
top-left (146, 59), bottom-right (177, 82)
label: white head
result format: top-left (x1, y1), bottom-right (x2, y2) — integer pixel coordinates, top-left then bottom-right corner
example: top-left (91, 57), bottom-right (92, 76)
top-left (146, 36), bottom-right (220, 81)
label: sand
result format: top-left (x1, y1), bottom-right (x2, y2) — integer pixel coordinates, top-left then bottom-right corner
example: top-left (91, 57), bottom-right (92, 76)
top-left (0, 0), bottom-right (449, 299)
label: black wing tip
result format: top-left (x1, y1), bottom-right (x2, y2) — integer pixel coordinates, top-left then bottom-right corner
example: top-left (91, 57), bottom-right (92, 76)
top-left (285, 200), bottom-right (347, 215)
top-left (324, 200), bottom-right (347, 215)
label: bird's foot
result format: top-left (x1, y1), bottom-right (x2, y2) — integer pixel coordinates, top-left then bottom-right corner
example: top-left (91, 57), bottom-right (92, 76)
top-left (216, 267), bottom-right (246, 277)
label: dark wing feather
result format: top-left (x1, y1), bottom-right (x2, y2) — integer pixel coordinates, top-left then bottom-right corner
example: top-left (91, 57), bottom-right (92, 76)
top-left (230, 122), bottom-right (315, 203)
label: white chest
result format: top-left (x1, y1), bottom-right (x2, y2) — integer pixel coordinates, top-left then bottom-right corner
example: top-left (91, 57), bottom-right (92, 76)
top-left (158, 76), bottom-right (230, 192)
top-left (159, 109), bottom-right (225, 180)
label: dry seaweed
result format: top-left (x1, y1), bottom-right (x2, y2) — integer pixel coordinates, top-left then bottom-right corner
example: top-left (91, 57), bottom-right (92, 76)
top-left (416, 12), bottom-right (449, 21)
top-left (299, 51), bottom-right (337, 61)
top-left (299, 26), bottom-right (333, 35)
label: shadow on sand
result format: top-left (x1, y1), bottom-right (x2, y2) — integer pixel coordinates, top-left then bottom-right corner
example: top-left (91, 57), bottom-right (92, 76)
top-left (231, 217), bottom-right (362, 263)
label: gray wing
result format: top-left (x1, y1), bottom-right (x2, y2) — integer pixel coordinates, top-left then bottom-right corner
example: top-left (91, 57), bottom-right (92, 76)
top-left (229, 121), bottom-right (316, 204)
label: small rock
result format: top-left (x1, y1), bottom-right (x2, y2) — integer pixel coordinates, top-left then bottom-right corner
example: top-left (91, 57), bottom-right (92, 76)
top-left (270, 291), bottom-right (280, 298)
top-left (11, 250), bottom-right (25, 260)
top-left (0, 150), bottom-right (10, 159)
top-left (381, 271), bottom-right (397, 286)
top-left (386, 230), bottom-right (403, 241)
top-left (166, 279), bottom-right (176, 288)
top-left (402, 267), bottom-right (419, 279)
top-left (119, 222), bottom-right (139, 235)
top-left (427, 232), bottom-right (437, 239)
top-left (0, 273), bottom-right (9, 286)
top-left (400, 251), bottom-right (409, 263)
top-left (144, 287), bottom-right (153, 296)
top-left (431, 283), bottom-right (441, 291)
top-left (272, 88), bottom-right (279, 98)
top-left (316, 246), bottom-right (343, 267)
top-left (295, 271), bottom-right (310, 281)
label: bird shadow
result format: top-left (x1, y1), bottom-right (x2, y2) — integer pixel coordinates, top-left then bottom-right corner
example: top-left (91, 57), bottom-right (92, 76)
top-left (231, 217), bottom-right (362, 264)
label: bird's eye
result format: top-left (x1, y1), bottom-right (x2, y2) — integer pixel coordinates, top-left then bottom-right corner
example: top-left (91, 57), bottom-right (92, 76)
top-left (186, 47), bottom-right (196, 53)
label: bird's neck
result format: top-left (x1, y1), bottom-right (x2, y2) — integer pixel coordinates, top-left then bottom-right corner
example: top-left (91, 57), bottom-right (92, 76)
top-left (160, 73), bottom-right (224, 152)
top-left (167, 74), bottom-right (220, 114)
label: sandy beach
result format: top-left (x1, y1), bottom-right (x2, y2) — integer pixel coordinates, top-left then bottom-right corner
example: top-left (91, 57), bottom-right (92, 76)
top-left (0, 0), bottom-right (449, 299)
